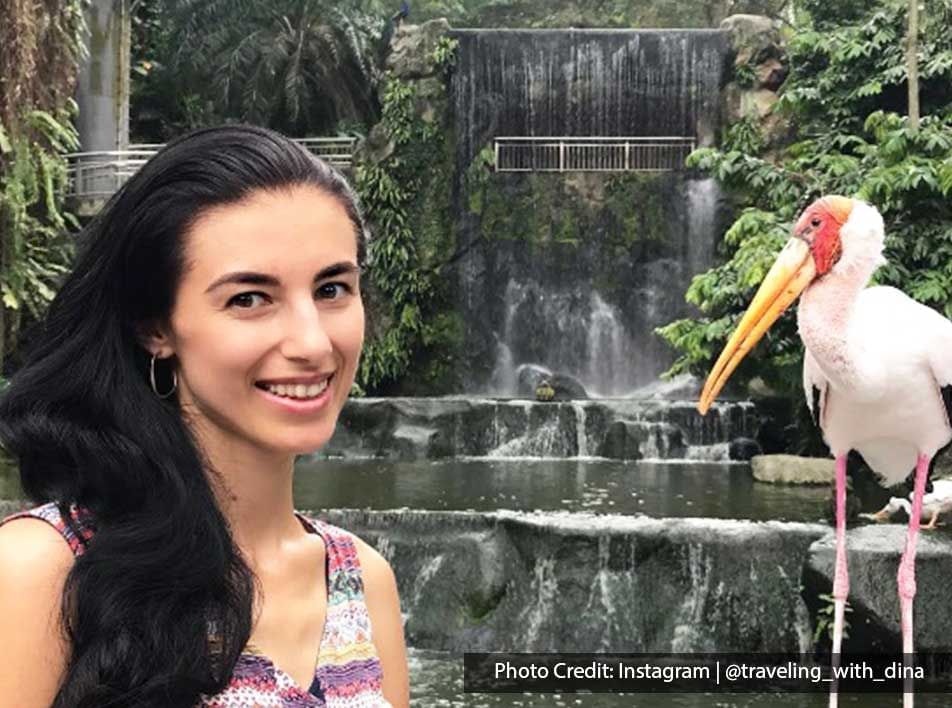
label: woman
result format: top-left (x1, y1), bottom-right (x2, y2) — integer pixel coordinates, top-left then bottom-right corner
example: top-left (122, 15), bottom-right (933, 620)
top-left (0, 125), bottom-right (409, 707)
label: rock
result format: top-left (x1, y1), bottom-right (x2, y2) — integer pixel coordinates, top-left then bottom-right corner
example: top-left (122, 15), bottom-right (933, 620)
top-left (746, 376), bottom-right (779, 398)
top-left (724, 82), bottom-right (779, 123)
top-left (751, 454), bottom-right (834, 484)
top-left (315, 397), bottom-right (761, 462)
top-left (548, 373), bottom-right (588, 401)
top-left (756, 57), bottom-right (787, 91)
top-left (597, 420), bottom-right (645, 460)
top-left (719, 14), bottom-right (783, 67)
top-left (410, 76), bottom-right (447, 124)
top-left (515, 364), bottom-right (553, 397)
top-left (515, 367), bottom-right (587, 400)
top-left (760, 110), bottom-right (795, 149)
top-left (320, 508), bottom-right (827, 653)
top-left (723, 84), bottom-right (777, 124)
top-left (932, 445), bottom-right (952, 478)
top-left (563, 172), bottom-right (607, 206)
top-left (729, 436), bottom-right (761, 461)
top-left (358, 122), bottom-right (395, 165)
top-left (806, 526), bottom-right (952, 652)
top-left (386, 19), bottom-right (451, 79)
top-left (745, 89), bottom-right (779, 119)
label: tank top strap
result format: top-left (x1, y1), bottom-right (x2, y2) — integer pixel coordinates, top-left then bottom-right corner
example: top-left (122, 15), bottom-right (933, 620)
top-left (296, 513), bottom-right (368, 604)
top-left (295, 512), bottom-right (386, 704)
top-left (0, 501), bottom-right (96, 556)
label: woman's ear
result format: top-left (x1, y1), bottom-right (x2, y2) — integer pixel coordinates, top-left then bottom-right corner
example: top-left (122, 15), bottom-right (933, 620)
top-left (135, 320), bottom-right (174, 358)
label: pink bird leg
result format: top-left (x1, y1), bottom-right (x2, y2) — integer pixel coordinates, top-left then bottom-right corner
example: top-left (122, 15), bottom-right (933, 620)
top-left (898, 453), bottom-right (930, 708)
top-left (829, 454), bottom-right (848, 708)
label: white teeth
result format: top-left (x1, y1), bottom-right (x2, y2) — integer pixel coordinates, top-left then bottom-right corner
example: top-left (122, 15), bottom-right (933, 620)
top-left (262, 379), bottom-right (329, 400)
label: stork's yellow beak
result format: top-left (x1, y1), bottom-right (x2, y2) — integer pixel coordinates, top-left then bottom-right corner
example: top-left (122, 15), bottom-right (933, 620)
top-left (697, 237), bottom-right (816, 415)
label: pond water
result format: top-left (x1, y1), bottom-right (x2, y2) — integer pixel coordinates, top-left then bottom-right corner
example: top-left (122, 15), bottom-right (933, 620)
top-left (292, 458), bottom-right (830, 522)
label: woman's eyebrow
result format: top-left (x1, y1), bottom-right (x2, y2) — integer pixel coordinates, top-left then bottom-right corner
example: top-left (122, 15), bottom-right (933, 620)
top-left (204, 262), bottom-right (359, 293)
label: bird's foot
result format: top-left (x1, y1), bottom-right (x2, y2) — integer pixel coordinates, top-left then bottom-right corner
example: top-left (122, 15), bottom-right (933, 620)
top-left (859, 509), bottom-right (891, 523)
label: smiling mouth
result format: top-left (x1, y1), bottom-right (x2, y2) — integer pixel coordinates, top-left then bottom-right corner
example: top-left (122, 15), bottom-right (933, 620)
top-left (254, 376), bottom-right (333, 400)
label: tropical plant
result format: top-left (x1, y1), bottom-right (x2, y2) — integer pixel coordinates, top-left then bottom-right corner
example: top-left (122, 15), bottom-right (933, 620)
top-left (657, 0), bottom-right (952, 415)
top-left (133, 0), bottom-right (386, 139)
top-left (0, 0), bottom-right (85, 373)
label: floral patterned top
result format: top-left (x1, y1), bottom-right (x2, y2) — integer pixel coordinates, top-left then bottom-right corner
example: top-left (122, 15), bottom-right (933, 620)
top-left (0, 502), bottom-right (390, 707)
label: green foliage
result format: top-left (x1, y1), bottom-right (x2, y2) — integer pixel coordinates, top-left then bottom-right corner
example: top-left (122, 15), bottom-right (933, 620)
top-left (813, 593), bottom-right (852, 645)
top-left (658, 0), bottom-right (952, 409)
top-left (0, 107), bottom-right (79, 368)
top-left (733, 62), bottom-right (758, 90)
top-left (431, 36), bottom-right (459, 74)
top-left (131, 0), bottom-right (386, 140)
top-left (0, 0), bottom-right (85, 372)
top-left (463, 145), bottom-right (496, 214)
top-left (353, 73), bottom-right (455, 391)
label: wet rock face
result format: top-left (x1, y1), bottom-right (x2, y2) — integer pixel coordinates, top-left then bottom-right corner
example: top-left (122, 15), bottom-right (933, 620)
top-left (729, 436), bottom-right (762, 461)
top-left (719, 14), bottom-right (790, 149)
top-left (317, 397), bottom-right (759, 461)
top-left (318, 508), bottom-right (826, 653)
top-left (806, 526), bottom-right (952, 652)
top-left (719, 14), bottom-right (783, 66)
top-left (386, 19), bottom-right (452, 79)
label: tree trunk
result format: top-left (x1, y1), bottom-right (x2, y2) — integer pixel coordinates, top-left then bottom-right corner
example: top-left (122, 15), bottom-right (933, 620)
top-left (907, 0), bottom-right (920, 130)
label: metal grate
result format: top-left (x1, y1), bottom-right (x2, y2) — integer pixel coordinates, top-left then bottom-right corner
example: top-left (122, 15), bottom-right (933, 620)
top-left (65, 137), bottom-right (357, 201)
top-left (494, 136), bottom-right (696, 172)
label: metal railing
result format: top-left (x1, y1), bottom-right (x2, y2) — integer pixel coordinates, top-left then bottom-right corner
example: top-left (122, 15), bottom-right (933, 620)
top-left (66, 137), bottom-right (357, 201)
top-left (494, 136), bottom-right (697, 172)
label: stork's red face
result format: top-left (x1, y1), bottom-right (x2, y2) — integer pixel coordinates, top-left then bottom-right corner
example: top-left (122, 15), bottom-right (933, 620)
top-left (793, 196), bottom-right (853, 275)
top-left (697, 195), bottom-right (854, 415)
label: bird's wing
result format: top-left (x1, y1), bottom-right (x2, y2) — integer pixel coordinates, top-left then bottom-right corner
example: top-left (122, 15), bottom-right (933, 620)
top-left (803, 347), bottom-right (828, 430)
top-left (858, 286), bottom-right (952, 428)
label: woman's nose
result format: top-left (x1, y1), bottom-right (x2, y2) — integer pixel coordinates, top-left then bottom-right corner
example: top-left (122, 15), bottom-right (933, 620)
top-left (279, 304), bottom-right (333, 361)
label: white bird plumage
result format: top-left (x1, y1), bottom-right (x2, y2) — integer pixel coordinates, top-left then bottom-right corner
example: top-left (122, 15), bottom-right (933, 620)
top-left (802, 284), bottom-right (952, 485)
top-left (799, 200), bottom-right (952, 485)
top-left (860, 479), bottom-right (952, 528)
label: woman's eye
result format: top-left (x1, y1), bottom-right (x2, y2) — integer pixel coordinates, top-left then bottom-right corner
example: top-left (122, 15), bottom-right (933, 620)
top-left (227, 292), bottom-right (269, 309)
top-left (316, 282), bottom-right (351, 299)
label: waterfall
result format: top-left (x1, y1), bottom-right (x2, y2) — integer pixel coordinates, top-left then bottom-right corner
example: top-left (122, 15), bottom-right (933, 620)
top-left (450, 29), bottom-right (729, 166)
top-left (448, 28), bottom-right (730, 396)
top-left (572, 402), bottom-right (589, 458)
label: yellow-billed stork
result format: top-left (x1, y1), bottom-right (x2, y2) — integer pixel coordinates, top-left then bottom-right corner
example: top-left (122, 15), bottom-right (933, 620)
top-left (697, 196), bottom-right (952, 708)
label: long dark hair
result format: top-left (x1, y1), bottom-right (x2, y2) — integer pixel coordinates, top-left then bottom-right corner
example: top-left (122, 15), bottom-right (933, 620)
top-left (0, 125), bottom-right (368, 707)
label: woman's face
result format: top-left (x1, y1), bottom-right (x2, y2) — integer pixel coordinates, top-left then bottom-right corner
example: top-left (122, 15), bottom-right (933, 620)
top-left (157, 184), bottom-right (364, 457)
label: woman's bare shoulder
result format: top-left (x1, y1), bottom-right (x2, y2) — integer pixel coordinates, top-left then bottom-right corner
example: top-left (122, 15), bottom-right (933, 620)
top-left (0, 516), bottom-right (73, 705)
top-left (0, 513), bottom-right (76, 573)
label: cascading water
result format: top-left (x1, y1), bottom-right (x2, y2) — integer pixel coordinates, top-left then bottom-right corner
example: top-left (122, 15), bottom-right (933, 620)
top-left (448, 29), bottom-right (730, 396)
top-left (450, 29), bottom-right (729, 166)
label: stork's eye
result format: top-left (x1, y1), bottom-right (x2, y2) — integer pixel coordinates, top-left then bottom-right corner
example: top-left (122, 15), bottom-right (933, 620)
top-left (810, 217), bottom-right (822, 227)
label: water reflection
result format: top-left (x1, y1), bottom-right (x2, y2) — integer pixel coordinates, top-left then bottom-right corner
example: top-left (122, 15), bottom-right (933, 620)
top-left (293, 459), bottom-right (830, 523)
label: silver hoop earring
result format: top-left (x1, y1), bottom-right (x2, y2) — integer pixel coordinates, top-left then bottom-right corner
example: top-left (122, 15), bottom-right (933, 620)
top-left (150, 353), bottom-right (178, 398)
